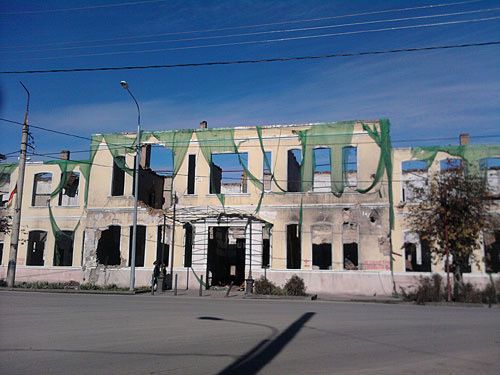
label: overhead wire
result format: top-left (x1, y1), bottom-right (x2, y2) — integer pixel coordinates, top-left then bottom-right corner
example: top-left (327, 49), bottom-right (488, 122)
top-left (0, 0), bottom-right (170, 15)
top-left (3, 16), bottom-right (500, 63)
top-left (2, 40), bottom-right (499, 74)
top-left (0, 0), bottom-right (485, 49)
top-left (4, 7), bottom-right (499, 55)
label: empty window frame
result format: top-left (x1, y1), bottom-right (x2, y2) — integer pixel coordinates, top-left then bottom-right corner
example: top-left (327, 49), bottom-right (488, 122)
top-left (403, 232), bottom-right (431, 272)
top-left (0, 174), bottom-right (10, 207)
top-left (287, 149), bottom-right (302, 192)
top-left (53, 231), bottom-right (74, 266)
top-left (262, 151), bottom-right (272, 192)
top-left (26, 230), bottom-right (47, 266)
top-left (484, 230), bottom-right (500, 273)
top-left (343, 223), bottom-right (358, 270)
top-left (0, 233), bottom-right (4, 265)
top-left (311, 225), bottom-right (333, 270)
top-left (343, 146), bottom-right (358, 187)
top-left (96, 225), bottom-right (121, 266)
top-left (401, 160), bottom-right (428, 202)
top-left (313, 148), bottom-right (331, 192)
top-left (129, 225), bottom-right (146, 267)
top-left (262, 226), bottom-right (271, 268)
top-left (480, 158), bottom-right (500, 197)
top-left (187, 154), bottom-right (196, 194)
top-left (111, 156), bottom-right (125, 196)
top-left (286, 224), bottom-right (301, 269)
top-left (31, 173), bottom-right (52, 206)
top-left (210, 153), bottom-right (249, 194)
top-left (156, 224), bottom-right (169, 266)
top-left (58, 172), bottom-right (80, 206)
top-left (184, 223), bottom-right (193, 267)
top-left (440, 158), bottom-right (462, 171)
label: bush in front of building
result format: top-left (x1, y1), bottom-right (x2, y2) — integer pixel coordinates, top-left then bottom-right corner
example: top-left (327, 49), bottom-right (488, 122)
top-left (284, 275), bottom-right (307, 296)
top-left (401, 274), bottom-right (499, 304)
top-left (254, 276), bottom-right (282, 295)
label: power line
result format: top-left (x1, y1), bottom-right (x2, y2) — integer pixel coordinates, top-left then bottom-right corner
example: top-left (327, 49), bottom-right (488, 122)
top-left (0, 0), bottom-right (170, 15)
top-left (1, 40), bottom-right (499, 74)
top-left (3, 116), bottom-right (500, 149)
top-left (3, 16), bottom-right (499, 63)
top-left (5, 7), bottom-right (498, 55)
top-left (0, 0), bottom-right (484, 49)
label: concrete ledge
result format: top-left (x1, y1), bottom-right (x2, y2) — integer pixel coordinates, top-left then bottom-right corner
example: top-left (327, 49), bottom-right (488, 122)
top-left (0, 287), bottom-right (136, 295)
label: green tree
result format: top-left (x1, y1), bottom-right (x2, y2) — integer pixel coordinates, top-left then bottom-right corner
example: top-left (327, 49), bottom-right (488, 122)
top-left (405, 161), bottom-right (497, 297)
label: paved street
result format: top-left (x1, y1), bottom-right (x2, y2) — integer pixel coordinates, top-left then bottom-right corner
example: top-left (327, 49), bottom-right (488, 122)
top-left (0, 291), bottom-right (499, 374)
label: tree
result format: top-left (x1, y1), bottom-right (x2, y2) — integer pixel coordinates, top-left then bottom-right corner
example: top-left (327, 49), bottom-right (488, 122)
top-left (0, 211), bottom-right (11, 234)
top-left (405, 161), bottom-right (497, 298)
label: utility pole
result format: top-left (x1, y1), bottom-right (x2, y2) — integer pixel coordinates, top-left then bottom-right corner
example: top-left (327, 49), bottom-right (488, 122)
top-left (169, 192), bottom-right (177, 287)
top-left (444, 183), bottom-right (451, 302)
top-left (7, 82), bottom-right (30, 287)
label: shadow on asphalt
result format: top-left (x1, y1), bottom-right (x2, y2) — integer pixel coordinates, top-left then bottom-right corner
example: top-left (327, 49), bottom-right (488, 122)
top-left (198, 312), bottom-right (316, 375)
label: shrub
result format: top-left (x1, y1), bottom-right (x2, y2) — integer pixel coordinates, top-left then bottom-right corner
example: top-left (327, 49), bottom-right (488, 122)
top-left (254, 276), bottom-right (278, 295)
top-left (284, 275), bottom-right (306, 296)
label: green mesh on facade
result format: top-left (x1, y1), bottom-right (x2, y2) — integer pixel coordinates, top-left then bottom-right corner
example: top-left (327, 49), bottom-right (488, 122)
top-left (43, 160), bottom-right (83, 247)
top-left (411, 144), bottom-right (500, 173)
top-left (151, 129), bottom-right (194, 180)
top-left (195, 127), bottom-right (263, 206)
top-left (0, 162), bottom-right (18, 188)
top-left (294, 122), bottom-right (355, 196)
top-left (256, 126), bottom-right (287, 192)
top-left (101, 133), bottom-right (137, 175)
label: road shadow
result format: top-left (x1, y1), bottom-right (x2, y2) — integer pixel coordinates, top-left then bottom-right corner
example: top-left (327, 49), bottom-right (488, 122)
top-left (207, 312), bottom-right (315, 375)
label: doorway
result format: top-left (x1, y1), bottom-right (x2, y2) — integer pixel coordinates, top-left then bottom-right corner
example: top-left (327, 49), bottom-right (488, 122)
top-left (207, 227), bottom-right (246, 287)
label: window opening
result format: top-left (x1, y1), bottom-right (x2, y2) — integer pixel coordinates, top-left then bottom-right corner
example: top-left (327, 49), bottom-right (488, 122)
top-left (156, 224), bottom-right (169, 266)
top-left (343, 146), bottom-right (357, 187)
top-left (286, 224), bottom-right (301, 269)
top-left (313, 148), bottom-right (331, 192)
top-left (403, 232), bottom-right (431, 272)
top-left (58, 172), bottom-right (80, 206)
top-left (184, 224), bottom-right (193, 267)
top-left (0, 233), bottom-right (4, 265)
top-left (262, 226), bottom-right (271, 268)
top-left (111, 156), bottom-right (125, 196)
top-left (53, 230), bottom-right (74, 266)
top-left (129, 225), bottom-right (146, 267)
top-left (32, 173), bottom-right (52, 206)
top-left (187, 154), bottom-right (196, 194)
top-left (96, 225), bottom-right (121, 266)
top-left (263, 151), bottom-right (272, 192)
top-left (0, 174), bottom-right (10, 207)
top-left (485, 230), bottom-right (500, 273)
top-left (211, 153), bottom-right (248, 194)
top-left (312, 225), bottom-right (332, 270)
top-left (480, 158), bottom-right (500, 198)
top-left (140, 145), bottom-right (172, 208)
top-left (27, 230), bottom-right (47, 266)
top-left (287, 149), bottom-right (302, 192)
top-left (343, 223), bottom-right (358, 270)
top-left (440, 158), bottom-right (462, 171)
top-left (402, 160), bottom-right (428, 202)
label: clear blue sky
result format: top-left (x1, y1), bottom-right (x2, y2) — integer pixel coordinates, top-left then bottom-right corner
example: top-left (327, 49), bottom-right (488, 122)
top-left (0, 0), bottom-right (499, 165)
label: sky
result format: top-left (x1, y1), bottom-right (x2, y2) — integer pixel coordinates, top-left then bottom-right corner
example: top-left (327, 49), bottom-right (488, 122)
top-left (0, 0), bottom-right (499, 168)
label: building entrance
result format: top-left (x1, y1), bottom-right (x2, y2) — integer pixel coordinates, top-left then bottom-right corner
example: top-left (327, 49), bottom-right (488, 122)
top-left (207, 227), bottom-right (245, 287)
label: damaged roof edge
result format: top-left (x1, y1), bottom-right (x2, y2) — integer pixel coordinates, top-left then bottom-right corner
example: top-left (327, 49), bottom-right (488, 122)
top-left (92, 119), bottom-right (382, 137)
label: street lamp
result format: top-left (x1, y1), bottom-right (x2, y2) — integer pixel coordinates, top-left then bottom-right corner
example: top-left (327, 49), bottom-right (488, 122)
top-left (121, 80), bottom-right (141, 291)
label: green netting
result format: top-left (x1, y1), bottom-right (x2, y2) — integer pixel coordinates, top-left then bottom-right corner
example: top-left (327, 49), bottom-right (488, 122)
top-left (294, 122), bottom-right (355, 196)
top-left (101, 133), bottom-right (137, 175)
top-left (150, 129), bottom-right (194, 180)
top-left (411, 144), bottom-right (500, 173)
top-left (195, 127), bottom-right (263, 206)
top-left (44, 160), bottom-right (83, 249)
top-left (256, 126), bottom-right (287, 192)
top-left (49, 204), bottom-right (80, 266)
top-left (0, 162), bottom-right (18, 188)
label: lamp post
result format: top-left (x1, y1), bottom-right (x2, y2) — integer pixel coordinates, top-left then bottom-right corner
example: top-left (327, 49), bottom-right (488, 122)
top-left (120, 81), bottom-right (141, 291)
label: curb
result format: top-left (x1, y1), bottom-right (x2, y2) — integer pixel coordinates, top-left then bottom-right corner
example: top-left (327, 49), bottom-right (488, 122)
top-left (0, 287), bottom-right (138, 295)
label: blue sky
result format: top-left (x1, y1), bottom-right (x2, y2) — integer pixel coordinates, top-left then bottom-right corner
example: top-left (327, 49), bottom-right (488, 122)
top-left (0, 0), bottom-right (499, 167)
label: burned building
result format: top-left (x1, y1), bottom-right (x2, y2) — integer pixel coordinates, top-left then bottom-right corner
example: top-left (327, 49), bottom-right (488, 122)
top-left (1, 120), bottom-right (499, 295)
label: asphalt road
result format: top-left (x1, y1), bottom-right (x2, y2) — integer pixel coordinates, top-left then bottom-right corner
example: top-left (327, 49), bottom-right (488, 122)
top-left (0, 291), bottom-right (499, 374)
